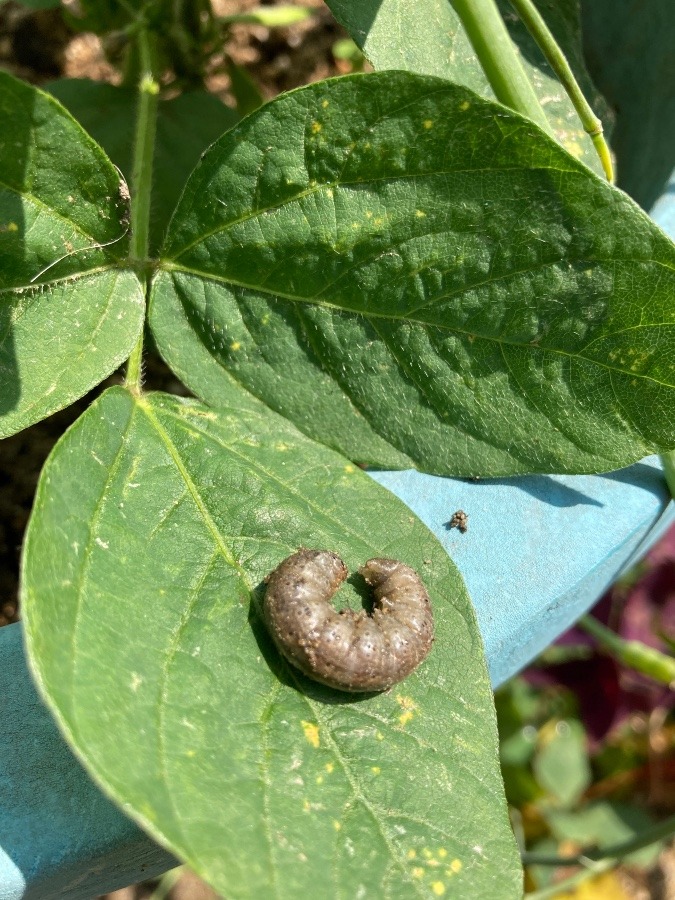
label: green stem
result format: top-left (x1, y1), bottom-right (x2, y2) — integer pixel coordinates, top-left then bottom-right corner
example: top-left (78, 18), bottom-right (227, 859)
top-left (507, 0), bottom-right (613, 182)
top-left (450, 0), bottom-right (551, 133)
top-left (125, 27), bottom-right (159, 394)
top-left (661, 449), bottom-right (675, 501)
top-left (218, 5), bottom-right (313, 27)
top-left (524, 814), bottom-right (675, 899)
top-left (579, 615), bottom-right (675, 685)
top-left (148, 867), bottom-right (183, 900)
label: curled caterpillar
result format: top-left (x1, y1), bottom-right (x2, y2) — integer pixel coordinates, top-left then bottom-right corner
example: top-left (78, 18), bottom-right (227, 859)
top-left (263, 549), bottom-right (434, 692)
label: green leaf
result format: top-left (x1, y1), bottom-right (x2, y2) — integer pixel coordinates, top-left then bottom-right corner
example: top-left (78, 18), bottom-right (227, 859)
top-left (582, 0), bottom-right (675, 210)
top-left (149, 72), bottom-right (675, 477)
top-left (545, 801), bottom-right (660, 867)
top-left (22, 386), bottom-right (521, 899)
top-left (0, 70), bottom-right (144, 438)
top-left (225, 59), bottom-right (264, 117)
top-left (46, 80), bottom-right (240, 254)
top-left (323, 0), bottom-right (611, 176)
top-left (533, 720), bottom-right (590, 807)
top-left (7, 0), bottom-right (61, 8)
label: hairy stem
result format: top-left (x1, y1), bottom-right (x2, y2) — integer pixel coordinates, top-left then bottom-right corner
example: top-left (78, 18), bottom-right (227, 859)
top-left (450, 0), bottom-right (550, 133)
top-left (507, 0), bottom-right (613, 181)
top-left (125, 27), bottom-right (159, 393)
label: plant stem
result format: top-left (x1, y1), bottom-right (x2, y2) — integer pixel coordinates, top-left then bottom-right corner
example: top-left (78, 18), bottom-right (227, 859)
top-left (450, 0), bottom-right (551, 133)
top-left (219, 5), bottom-right (313, 27)
top-left (125, 27), bottom-right (159, 394)
top-left (579, 615), bottom-right (675, 685)
top-left (148, 867), bottom-right (183, 900)
top-left (661, 449), bottom-right (675, 501)
top-left (524, 814), bottom-right (675, 899)
top-left (507, 0), bottom-right (613, 182)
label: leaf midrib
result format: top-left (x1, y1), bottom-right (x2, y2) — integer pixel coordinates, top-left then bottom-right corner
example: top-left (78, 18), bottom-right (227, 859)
top-left (161, 266), bottom-right (675, 389)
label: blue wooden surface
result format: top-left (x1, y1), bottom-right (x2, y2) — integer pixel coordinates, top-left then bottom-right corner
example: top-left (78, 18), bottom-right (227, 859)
top-left (2, 176), bottom-right (675, 899)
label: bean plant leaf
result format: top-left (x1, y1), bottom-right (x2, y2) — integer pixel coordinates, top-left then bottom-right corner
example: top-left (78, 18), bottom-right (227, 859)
top-left (150, 72), bottom-right (675, 477)
top-left (582, 0), bottom-right (675, 210)
top-left (0, 71), bottom-right (144, 438)
top-left (323, 0), bottom-right (611, 176)
top-left (22, 385), bottom-right (521, 899)
top-left (47, 80), bottom-right (240, 254)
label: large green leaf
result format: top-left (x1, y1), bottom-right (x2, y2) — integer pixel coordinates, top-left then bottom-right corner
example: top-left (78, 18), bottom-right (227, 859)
top-left (149, 72), bottom-right (675, 477)
top-left (47, 80), bottom-right (240, 254)
top-left (0, 71), bottom-right (144, 438)
top-left (582, 0), bottom-right (675, 210)
top-left (22, 386), bottom-right (521, 899)
top-left (323, 0), bottom-right (611, 176)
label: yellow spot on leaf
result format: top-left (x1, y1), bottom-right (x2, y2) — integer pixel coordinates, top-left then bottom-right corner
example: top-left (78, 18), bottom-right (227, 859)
top-left (230, 341), bottom-right (241, 351)
top-left (449, 859), bottom-right (462, 873)
top-left (422, 848), bottom-right (433, 860)
top-left (407, 849), bottom-right (417, 860)
top-left (301, 720), bottom-right (320, 748)
top-left (376, 731), bottom-right (384, 741)
top-left (326, 187), bottom-right (334, 198)
top-left (333, 820), bottom-right (341, 831)
top-left (371, 766), bottom-right (381, 775)
top-left (325, 762), bottom-right (334, 773)
top-left (564, 139), bottom-right (584, 159)
top-left (431, 882), bottom-right (445, 896)
top-left (459, 100), bottom-right (470, 111)
top-left (311, 121), bottom-right (322, 134)
top-left (412, 867), bottom-right (425, 879)
top-left (322, 99), bottom-right (329, 108)
top-left (316, 775), bottom-right (324, 785)
top-left (344, 464), bottom-right (355, 474)
top-left (423, 119), bottom-right (434, 129)
top-left (185, 749), bottom-right (196, 758)
top-left (415, 210), bottom-right (426, 218)
top-left (303, 799), bottom-right (312, 813)
top-left (437, 848), bottom-right (447, 859)
top-left (396, 694), bottom-right (418, 726)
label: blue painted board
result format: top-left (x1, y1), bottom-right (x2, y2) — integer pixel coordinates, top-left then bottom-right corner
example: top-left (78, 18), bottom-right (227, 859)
top-left (0, 623), bottom-right (175, 900)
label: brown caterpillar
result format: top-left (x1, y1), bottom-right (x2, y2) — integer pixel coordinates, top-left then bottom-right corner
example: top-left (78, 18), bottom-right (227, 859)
top-left (263, 549), bottom-right (434, 692)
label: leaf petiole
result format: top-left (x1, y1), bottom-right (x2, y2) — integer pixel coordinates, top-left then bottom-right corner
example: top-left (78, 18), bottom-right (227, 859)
top-left (578, 615), bottom-right (675, 686)
top-left (507, 0), bottom-right (613, 181)
top-left (125, 27), bottom-right (159, 393)
top-left (451, 0), bottom-right (550, 133)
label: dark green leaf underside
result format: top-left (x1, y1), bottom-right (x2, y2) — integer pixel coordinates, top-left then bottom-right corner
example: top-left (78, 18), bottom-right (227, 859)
top-left (22, 386), bottom-right (521, 899)
top-left (0, 70), bottom-right (143, 437)
top-left (582, 0), bottom-right (675, 210)
top-left (150, 72), bottom-right (675, 476)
